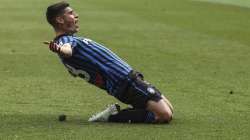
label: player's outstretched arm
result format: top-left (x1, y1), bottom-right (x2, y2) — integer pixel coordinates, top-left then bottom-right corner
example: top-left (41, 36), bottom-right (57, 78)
top-left (44, 41), bottom-right (72, 58)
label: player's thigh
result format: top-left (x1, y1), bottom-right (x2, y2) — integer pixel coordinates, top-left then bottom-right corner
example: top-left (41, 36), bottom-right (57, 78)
top-left (118, 77), bottom-right (162, 109)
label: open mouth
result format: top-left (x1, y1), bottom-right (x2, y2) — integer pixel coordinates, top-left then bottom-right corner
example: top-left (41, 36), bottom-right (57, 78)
top-left (75, 20), bottom-right (79, 27)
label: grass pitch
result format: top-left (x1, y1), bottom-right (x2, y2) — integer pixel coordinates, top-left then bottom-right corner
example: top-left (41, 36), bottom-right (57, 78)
top-left (0, 0), bottom-right (249, 139)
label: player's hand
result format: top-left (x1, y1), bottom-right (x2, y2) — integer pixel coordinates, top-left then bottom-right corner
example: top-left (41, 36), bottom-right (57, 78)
top-left (43, 41), bottom-right (61, 53)
top-left (43, 41), bottom-right (72, 57)
top-left (48, 41), bottom-right (61, 53)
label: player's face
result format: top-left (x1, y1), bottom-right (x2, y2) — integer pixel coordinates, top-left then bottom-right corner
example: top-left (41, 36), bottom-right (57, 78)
top-left (60, 7), bottom-right (79, 34)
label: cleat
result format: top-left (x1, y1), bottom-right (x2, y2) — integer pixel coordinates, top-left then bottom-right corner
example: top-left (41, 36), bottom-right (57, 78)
top-left (88, 103), bottom-right (120, 122)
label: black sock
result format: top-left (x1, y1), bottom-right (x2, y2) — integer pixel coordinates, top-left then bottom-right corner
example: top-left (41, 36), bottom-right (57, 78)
top-left (108, 108), bottom-right (155, 123)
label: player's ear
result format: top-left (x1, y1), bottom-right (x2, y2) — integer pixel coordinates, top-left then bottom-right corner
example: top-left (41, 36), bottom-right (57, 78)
top-left (55, 16), bottom-right (64, 24)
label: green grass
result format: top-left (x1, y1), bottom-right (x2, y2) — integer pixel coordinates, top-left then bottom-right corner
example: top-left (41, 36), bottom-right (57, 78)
top-left (0, 0), bottom-right (250, 139)
top-left (196, 0), bottom-right (250, 8)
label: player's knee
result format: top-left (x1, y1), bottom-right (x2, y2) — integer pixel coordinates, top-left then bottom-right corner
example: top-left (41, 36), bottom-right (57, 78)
top-left (156, 110), bottom-right (173, 123)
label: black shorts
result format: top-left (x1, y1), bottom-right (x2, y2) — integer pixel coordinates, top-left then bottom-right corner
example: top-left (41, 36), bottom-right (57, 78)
top-left (116, 71), bottom-right (162, 109)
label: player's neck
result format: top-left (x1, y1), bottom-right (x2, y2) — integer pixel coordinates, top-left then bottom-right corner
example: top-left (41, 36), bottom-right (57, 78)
top-left (55, 30), bottom-right (67, 38)
top-left (55, 31), bottom-right (75, 38)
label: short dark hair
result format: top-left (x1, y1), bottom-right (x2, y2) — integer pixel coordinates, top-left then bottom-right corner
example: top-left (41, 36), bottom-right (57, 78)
top-left (46, 1), bottom-right (69, 27)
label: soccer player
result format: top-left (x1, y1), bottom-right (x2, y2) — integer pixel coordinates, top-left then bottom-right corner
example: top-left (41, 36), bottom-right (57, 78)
top-left (45, 1), bottom-right (173, 123)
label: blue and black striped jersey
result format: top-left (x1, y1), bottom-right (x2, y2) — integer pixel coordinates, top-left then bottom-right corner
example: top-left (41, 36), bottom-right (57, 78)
top-left (54, 34), bottom-right (133, 96)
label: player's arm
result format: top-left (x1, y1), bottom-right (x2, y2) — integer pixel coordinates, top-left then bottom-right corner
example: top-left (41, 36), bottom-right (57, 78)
top-left (44, 41), bottom-right (72, 58)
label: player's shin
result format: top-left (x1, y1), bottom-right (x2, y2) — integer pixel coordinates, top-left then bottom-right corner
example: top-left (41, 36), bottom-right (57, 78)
top-left (108, 108), bottom-right (156, 123)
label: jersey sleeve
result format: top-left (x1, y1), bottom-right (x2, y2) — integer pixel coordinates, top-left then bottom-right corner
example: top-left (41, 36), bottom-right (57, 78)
top-left (58, 36), bottom-right (77, 49)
